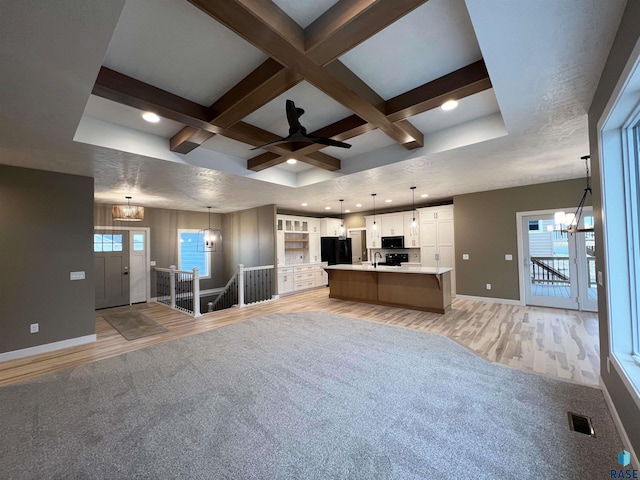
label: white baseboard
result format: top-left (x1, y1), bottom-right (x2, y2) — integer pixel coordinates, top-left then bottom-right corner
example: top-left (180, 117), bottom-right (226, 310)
top-left (0, 334), bottom-right (97, 363)
top-left (455, 294), bottom-right (521, 306)
top-left (601, 376), bottom-right (639, 469)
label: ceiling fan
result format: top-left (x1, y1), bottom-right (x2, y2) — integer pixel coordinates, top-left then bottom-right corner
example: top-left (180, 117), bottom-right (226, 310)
top-left (251, 99), bottom-right (352, 150)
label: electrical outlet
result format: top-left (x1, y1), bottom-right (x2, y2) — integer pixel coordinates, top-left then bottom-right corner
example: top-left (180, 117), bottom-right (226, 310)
top-left (70, 271), bottom-right (85, 281)
top-left (486, 283), bottom-right (492, 290)
top-left (30, 323), bottom-right (39, 334)
top-left (505, 254), bottom-right (513, 261)
top-left (462, 254), bottom-right (469, 260)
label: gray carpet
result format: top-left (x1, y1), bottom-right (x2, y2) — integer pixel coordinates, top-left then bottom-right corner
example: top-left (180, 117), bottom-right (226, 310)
top-left (0, 312), bottom-right (623, 479)
top-left (101, 310), bottom-right (168, 340)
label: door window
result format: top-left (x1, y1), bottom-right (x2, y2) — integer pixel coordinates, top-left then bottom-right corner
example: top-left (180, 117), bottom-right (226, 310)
top-left (94, 233), bottom-right (123, 252)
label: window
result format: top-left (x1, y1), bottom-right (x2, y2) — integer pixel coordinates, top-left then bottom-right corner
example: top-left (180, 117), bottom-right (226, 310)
top-left (631, 124), bottom-right (640, 359)
top-left (133, 233), bottom-right (145, 251)
top-left (600, 54), bottom-right (640, 399)
top-left (178, 229), bottom-right (210, 278)
top-left (94, 233), bottom-right (123, 252)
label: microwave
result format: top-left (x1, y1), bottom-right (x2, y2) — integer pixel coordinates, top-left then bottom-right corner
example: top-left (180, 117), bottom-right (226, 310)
top-left (381, 236), bottom-right (404, 249)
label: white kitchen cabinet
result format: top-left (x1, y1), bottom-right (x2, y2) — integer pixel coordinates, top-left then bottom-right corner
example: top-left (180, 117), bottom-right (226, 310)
top-left (308, 218), bottom-right (321, 234)
top-left (277, 231), bottom-right (285, 266)
top-left (320, 217), bottom-right (343, 236)
top-left (315, 265), bottom-right (328, 286)
top-left (418, 205), bottom-right (455, 295)
top-left (309, 232), bottom-right (320, 263)
top-left (365, 216), bottom-right (381, 248)
top-left (277, 266), bottom-right (294, 295)
top-left (403, 213), bottom-right (420, 247)
top-left (381, 214), bottom-right (404, 237)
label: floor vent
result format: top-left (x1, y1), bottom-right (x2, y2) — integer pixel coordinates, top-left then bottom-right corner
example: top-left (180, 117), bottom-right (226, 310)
top-left (568, 412), bottom-right (595, 437)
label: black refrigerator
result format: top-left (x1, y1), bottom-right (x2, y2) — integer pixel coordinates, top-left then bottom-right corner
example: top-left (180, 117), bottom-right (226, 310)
top-left (321, 237), bottom-right (352, 265)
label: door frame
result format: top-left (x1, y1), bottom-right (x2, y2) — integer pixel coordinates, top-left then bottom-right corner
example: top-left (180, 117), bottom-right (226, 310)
top-left (516, 208), bottom-right (595, 311)
top-left (95, 226), bottom-right (151, 303)
top-left (347, 228), bottom-right (367, 262)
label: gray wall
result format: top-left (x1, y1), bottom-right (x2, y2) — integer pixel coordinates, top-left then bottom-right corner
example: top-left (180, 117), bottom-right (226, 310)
top-left (0, 166), bottom-right (95, 354)
top-left (453, 179), bottom-right (591, 300)
top-left (94, 204), bottom-right (226, 293)
top-left (223, 205), bottom-right (276, 280)
top-left (588, 0), bottom-right (640, 457)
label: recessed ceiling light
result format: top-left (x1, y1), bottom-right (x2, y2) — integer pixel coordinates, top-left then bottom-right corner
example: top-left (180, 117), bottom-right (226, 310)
top-left (421, 194), bottom-right (429, 198)
top-left (142, 112), bottom-right (160, 123)
top-left (325, 206), bottom-right (331, 210)
top-left (355, 203), bottom-right (362, 208)
top-left (301, 202), bottom-right (308, 206)
top-left (441, 100), bottom-right (458, 111)
top-left (344, 209), bottom-right (351, 213)
top-left (286, 158), bottom-right (297, 164)
top-left (385, 199), bottom-right (392, 203)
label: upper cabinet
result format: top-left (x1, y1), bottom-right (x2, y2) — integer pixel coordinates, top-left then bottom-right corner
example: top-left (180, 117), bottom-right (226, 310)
top-left (381, 214), bottom-right (403, 237)
top-left (308, 218), bottom-right (321, 234)
top-left (320, 217), bottom-right (343, 236)
top-left (364, 216), bottom-right (381, 248)
top-left (403, 213), bottom-right (420, 247)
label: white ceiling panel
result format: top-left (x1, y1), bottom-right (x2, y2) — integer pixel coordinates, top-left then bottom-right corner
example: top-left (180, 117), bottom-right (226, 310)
top-left (272, 0), bottom-right (339, 28)
top-left (339, 0), bottom-right (482, 100)
top-left (242, 81), bottom-right (354, 137)
top-left (103, 0), bottom-right (267, 105)
top-left (410, 89), bottom-right (500, 134)
top-left (82, 95), bottom-right (185, 138)
top-left (323, 129), bottom-right (396, 160)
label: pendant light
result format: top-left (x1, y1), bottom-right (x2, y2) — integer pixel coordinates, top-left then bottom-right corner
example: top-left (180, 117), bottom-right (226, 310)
top-left (371, 193), bottom-right (379, 238)
top-left (410, 186), bottom-right (418, 236)
top-left (198, 206), bottom-right (223, 252)
top-left (338, 199), bottom-right (346, 240)
top-left (112, 196), bottom-right (144, 222)
top-left (561, 155), bottom-right (594, 234)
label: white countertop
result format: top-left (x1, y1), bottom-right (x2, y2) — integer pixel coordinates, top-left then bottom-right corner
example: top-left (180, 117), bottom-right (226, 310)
top-left (324, 264), bottom-right (452, 275)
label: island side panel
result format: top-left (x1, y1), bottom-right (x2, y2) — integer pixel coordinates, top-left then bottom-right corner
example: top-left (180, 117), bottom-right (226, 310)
top-left (377, 271), bottom-right (451, 314)
top-left (327, 269), bottom-right (378, 302)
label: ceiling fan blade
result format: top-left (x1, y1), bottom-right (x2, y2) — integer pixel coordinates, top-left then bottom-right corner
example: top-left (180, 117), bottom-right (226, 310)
top-left (250, 136), bottom-right (293, 150)
top-left (286, 99), bottom-right (303, 133)
top-left (306, 136), bottom-right (352, 149)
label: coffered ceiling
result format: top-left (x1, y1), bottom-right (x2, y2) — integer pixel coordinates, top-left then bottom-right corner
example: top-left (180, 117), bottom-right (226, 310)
top-left (0, 0), bottom-right (628, 215)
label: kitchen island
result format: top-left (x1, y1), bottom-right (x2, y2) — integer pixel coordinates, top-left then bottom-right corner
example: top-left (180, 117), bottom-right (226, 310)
top-left (324, 265), bottom-right (452, 314)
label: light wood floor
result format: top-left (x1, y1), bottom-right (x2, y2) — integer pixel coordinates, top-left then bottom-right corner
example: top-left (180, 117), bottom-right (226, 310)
top-left (0, 288), bottom-right (600, 387)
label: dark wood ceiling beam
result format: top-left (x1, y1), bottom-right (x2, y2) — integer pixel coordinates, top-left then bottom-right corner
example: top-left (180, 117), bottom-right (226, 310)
top-left (173, 0), bottom-right (426, 155)
top-left (92, 67), bottom-right (220, 133)
top-left (93, 66), bottom-right (342, 167)
top-left (385, 60), bottom-right (491, 122)
top-left (170, 59), bottom-right (303, 154)
top-left (247, 152), bottom-right (284, 171)
top-left (305, 0), bottom-right (428, 66)
top-left (247, 150), bottom-right (340, 172)
top-left (324, 60), bottom-right (385, 113)
top-left (170, 127), bottom-right (215, 154)
top-left (188, 0), bottom-right (421, 148)
top-left (254, 60), bottom-right (491, 162)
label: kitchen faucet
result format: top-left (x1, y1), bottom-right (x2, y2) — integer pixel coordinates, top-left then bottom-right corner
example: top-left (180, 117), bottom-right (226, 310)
top-left (374, 251), bottom-right (382, 268)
